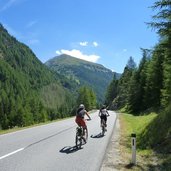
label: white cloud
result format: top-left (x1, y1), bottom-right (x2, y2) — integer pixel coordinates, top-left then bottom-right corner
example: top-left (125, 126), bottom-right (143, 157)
top-left (93, 41), bottom-right (98, 47)
top-left (56, 50), bottom-right (61, 55)
top-left (79, 41), bottom-right (88, 46)
top-left (55, 49), bottom-right (100, 63)
top-left (79, 41), bottom-right (99, 47)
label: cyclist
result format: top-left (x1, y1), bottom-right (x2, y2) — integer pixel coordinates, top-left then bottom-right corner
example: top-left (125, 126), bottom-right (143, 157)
top-left (75, 104), bottom-right (91, 138)
top-left (98, 105), bottom-right (110, 128)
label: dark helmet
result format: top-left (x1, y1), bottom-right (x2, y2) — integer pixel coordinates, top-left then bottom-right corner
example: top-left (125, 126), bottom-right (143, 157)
top-left (102, 105), bottom-right (106, 109)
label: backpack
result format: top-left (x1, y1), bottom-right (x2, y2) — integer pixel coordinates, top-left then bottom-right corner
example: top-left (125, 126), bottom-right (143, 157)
top-left (76, 108), bottom-right (85, 118)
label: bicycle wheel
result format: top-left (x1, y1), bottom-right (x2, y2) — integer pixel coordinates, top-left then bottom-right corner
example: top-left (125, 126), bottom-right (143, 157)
top-left (83, 128), bottom-right (88, 143)
top-left (102, 126), bottom-right (105, 136)
top-left (75, 127), bottom-right (82, 148)
top-left (75, 135), bottom-right (82, 149)
top-left (101, 120), bottom-right (105, 136)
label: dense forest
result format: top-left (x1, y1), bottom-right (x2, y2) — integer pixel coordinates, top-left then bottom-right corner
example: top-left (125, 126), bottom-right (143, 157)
top-left (76, 86), bottom-right (97, 111)
top-left (0, 24), bottom-right (98, 130)
top-left (0, 24), bottom-right (76, 129)
top-left (106, 0), bottom-right (171, 151)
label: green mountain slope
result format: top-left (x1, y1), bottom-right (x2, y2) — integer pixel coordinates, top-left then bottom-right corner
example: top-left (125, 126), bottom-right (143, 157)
top-left (0, 24), bottom-right (74, 129)
top-left (45, 54), bottom-right (119, 103)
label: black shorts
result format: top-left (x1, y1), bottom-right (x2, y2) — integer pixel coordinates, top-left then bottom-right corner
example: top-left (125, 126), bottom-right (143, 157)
top-left (100, 115), bottom-right (107, 122)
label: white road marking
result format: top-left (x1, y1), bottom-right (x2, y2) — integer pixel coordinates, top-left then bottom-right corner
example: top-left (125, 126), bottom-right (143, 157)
top-left (0, 148), bottom-right (25, 160)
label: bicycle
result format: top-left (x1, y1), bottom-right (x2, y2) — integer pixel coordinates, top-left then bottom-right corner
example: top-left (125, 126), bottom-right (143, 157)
top-left (99, 115), bottom-right (109, 136)
top-left (75, 119), bottom-right (90, 149)
top-left (101, 118), bottom-right (106, 136)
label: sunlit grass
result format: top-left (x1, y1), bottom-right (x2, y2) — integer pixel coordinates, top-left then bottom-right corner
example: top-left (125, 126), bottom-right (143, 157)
top-left (119, 112), bottom-right (171, 170)
top-left (120, 112), bottom-right (157, 154)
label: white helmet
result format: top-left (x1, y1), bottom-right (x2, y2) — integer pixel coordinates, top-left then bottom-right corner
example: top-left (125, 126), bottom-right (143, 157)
top-left (79, 104), bottom-right (85, 109)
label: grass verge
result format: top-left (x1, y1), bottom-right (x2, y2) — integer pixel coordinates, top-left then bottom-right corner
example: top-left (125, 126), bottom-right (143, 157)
top-left (118, 112), bottom-right (164, 170)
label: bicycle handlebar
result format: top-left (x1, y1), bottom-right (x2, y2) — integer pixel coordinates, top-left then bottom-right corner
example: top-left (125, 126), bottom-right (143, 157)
top-left (86, 118), bottom-right (91, 121)
top-left (98, 115), bottom-right (110, 117)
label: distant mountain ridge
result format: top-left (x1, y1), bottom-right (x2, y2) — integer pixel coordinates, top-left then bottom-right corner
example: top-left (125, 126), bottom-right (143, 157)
top-left (0, 24), bottom-right (74, 129)
top-left (45, 54), bottom-right (120, 103)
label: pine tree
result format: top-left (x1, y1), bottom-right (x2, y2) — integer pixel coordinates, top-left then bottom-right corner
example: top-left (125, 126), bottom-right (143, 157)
top-left (105, 73), bottom-right (118, 106)
top-left (127, 49), bottom-right (150, 113)
top-left (126, 56), bottom-right (136, 69)
top-left (149, 0), bottom-right (171, 108)
top-left (89, 88), bottom-right (96, 109)
top-left (143, 44), bottom-right (164, 110)
top-left (77, 86), bottom-right (96, 111)
top-left (117, 57), bottom-right (136, 108)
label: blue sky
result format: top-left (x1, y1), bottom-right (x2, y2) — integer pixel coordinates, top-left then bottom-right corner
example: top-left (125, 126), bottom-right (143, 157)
top-left (0, 0), bottom-right (158, 73)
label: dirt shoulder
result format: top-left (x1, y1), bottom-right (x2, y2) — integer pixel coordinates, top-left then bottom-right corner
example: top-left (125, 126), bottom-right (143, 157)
top-left (100, 113), bottom-right (163, 171)
top-left (100, 114), bottom-right (122, 171)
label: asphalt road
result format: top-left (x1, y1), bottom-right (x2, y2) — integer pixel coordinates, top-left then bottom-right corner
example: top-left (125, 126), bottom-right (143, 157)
top-left (0, 110), bottom-right (117, 171)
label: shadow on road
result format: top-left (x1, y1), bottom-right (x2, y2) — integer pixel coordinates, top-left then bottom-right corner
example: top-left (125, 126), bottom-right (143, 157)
top-left (90, 133), bottom-right (104, 138)
top-left (59, 146), bottom-right (82, 154)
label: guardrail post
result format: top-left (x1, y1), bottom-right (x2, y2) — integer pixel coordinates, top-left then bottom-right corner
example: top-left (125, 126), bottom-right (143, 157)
top-left (131, 133), bottom-right (136, 165)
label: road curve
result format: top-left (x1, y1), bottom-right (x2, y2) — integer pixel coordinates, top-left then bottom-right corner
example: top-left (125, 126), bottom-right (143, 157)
top-left (0, 110), bottom-right (117, 171)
